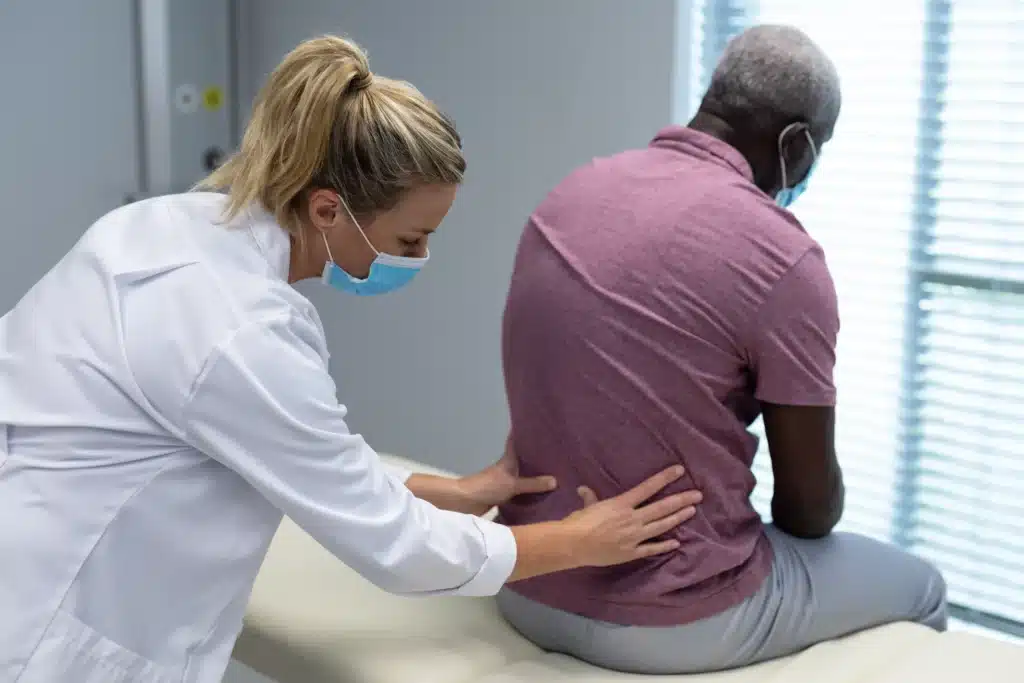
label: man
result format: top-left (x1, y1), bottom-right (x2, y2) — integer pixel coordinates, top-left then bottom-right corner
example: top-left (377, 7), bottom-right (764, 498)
top-left (497, 25), bottom-right (948, 675)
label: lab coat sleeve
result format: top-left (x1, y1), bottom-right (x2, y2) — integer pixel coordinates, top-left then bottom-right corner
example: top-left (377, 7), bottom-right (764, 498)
top-left (381, 461), bottom-right (414, 484)
top-left (179, 312), bottom-right (517, 597)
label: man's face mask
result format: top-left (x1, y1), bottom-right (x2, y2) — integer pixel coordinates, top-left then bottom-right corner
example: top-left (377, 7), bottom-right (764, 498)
top-left (320, 196), bottom-right (429, 296)
top-left (775, 123), bottom-right (819, 209)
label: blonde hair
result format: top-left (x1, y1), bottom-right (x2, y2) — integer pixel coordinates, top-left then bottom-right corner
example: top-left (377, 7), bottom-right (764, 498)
top-left (196, 35), bottom-right (465, 239)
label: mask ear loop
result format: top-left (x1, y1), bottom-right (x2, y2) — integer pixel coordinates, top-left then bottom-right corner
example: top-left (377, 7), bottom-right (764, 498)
top-left (778, 147), bottom-right (789, 191)
top-left (337, 194), bottom-right (380, 257)
top-left (778, 123), bottom-right (819, 191)
top-left (320, 231), bottom-right (336, 264)
top-left (778, 122), bottom-right (797, 190)
top-left (805, 131), bottom-right (818, 166)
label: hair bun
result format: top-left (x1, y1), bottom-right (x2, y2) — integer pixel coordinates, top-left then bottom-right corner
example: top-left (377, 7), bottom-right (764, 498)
top-left (350, 70), bottom-right (374, 92)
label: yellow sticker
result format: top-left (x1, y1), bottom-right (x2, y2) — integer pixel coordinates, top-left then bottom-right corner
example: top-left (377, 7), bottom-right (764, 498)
top-left (202, 86), bottom-right (224, 112)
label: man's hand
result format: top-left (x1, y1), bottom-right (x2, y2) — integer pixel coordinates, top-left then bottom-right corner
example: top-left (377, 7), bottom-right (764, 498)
top-left (455, 438), bottom-right (556, 516)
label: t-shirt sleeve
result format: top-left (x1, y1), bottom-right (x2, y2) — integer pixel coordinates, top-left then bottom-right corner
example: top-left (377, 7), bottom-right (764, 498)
top-left (179, 312), bottom-right (516, 597)
top-left (747, 246), bottom-right (840, 406)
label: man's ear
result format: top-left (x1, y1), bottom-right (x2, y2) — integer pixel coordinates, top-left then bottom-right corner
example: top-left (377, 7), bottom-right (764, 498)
top-left (779, 123), bottom-right (809, 156)
top-left (780, 123), bottom-right (814, 179)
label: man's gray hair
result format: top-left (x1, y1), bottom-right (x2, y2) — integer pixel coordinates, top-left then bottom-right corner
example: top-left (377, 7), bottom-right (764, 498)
top-left (703, 25), bottom-right (841, 137)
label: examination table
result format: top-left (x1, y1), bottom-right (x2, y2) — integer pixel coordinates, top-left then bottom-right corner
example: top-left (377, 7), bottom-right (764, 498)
top-left (234, 454), bottom-right (1023, 682)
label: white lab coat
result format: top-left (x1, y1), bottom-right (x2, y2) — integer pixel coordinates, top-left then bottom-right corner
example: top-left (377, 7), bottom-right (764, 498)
top-left (0, 193), bottom-right (516, 683)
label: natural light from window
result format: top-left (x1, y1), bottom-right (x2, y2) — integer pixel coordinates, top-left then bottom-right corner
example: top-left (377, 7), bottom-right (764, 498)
top-left (689, 0), bottom-right (1024, 639)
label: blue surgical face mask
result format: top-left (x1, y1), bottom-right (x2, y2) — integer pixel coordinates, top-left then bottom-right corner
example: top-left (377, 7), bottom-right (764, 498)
top-left (320, 197), bottom-right (428, 296)
top-left (775, 123), bottom-right (819, 209)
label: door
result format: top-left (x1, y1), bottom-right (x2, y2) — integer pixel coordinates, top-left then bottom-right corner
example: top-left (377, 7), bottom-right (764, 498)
top-left (0, 0), bottom-right (141, 311)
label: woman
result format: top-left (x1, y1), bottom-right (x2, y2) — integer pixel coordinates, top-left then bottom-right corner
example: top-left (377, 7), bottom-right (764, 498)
top-left (0, 35), bottom-right (702, 683)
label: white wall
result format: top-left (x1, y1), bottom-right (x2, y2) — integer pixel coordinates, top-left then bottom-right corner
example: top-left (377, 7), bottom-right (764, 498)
top-left (237, 0), bottom-right (686, 474)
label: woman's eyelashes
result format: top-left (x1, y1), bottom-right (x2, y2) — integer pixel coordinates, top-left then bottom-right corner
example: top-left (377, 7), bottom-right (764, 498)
top-left (398, 236), bottom-right (425, 255)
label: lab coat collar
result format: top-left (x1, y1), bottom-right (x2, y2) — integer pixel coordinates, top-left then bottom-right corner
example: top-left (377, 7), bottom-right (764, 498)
top-left (246, 204), bottom-right (291, 282)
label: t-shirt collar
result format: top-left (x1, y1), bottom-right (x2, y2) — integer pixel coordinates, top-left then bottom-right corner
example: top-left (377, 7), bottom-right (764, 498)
top-left (650, 125), bottom-right (754, 180)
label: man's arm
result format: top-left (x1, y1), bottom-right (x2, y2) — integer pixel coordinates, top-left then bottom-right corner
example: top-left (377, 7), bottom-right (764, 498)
top-left (762, 403), bottom-right (844, 538)
top-left (747, 246), bottom-right (844, 538)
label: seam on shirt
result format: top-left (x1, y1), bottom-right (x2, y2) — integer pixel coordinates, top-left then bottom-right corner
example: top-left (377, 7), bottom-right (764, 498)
top-left (741, 245), bottom-right (818, 366)
top-left (182, 310), bottom-right (295, 411)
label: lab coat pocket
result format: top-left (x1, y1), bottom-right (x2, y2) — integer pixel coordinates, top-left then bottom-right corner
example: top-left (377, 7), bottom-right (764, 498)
top-left (18, 609), bottom-right (180, 683)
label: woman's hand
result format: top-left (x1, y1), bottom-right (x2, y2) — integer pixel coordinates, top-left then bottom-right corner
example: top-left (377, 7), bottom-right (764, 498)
top-left (563, 465), bottom-right (702, 567)
top-left (400, 438), bottom-right (555, 516)
top-left (507, 465), bottom-right (702, 583)
top-left (455, 439), bottom-right (557, 516)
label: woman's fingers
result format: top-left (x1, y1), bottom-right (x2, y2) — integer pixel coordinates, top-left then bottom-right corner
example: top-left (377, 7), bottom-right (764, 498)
top-left (642, 505), bottom-right (698, 539)
top-left (614, 466), bottom-right (686, 508)
top-left (564, 469), bottom-right (701, 568)
top-left (577, 485), bottom-right (599, 508)
top-left (633, 539), bottom-right (682, 559)
top-left (515, 475), bottom-right (558, 495)
top-left (636, 490), bottom-right (703, 524)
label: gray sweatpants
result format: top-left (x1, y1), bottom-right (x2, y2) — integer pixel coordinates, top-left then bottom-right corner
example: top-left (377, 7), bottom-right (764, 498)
top-left (497, 525), bottom-right (948, 675)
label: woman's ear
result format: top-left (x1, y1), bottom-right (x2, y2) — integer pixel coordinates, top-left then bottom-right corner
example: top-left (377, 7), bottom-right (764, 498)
top-left (306, 190), bottom-right (342, 233)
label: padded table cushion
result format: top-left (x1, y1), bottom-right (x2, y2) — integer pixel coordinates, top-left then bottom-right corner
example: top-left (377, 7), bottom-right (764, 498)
top-left (235, 455), bottom-right (1024, 683)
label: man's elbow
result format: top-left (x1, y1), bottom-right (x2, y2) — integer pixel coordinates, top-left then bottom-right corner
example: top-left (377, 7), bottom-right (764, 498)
top-left (773, 509), bottom-right (841, 539)
top-left (772, 481), bottom-right (845, 539)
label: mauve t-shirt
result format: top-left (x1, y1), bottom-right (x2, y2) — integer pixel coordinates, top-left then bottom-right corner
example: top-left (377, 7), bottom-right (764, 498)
top-left (498, 126), bottom-right (840, 627)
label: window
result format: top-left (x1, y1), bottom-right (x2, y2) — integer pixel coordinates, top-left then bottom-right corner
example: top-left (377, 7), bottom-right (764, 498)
top-left (691, 0), bottom-right (1024, 638)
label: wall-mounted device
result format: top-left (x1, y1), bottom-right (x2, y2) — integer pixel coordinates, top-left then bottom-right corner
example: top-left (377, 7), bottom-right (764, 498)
top-left (135, 0), bottom-right (233, 198)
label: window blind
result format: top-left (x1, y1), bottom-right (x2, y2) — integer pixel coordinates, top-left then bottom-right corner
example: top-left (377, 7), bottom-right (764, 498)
top-left (691, 0), bottom-right (1024, 637)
